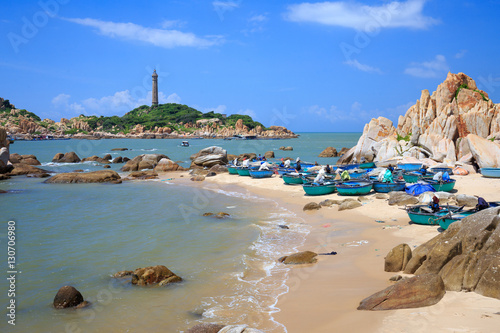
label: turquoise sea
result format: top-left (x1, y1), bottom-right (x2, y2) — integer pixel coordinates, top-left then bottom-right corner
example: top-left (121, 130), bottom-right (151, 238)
top-left (0, 133), bottom-right (361, 332)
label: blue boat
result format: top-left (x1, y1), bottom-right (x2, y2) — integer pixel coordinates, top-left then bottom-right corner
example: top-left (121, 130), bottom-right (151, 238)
top-left (277, 167), bottom-right (296, 176)
top-left (372, 180), bottom-right (406, 193)
top-left (339, 163), bottom-right (359, 170)
top-left (430, 167), bottom-right (453, 175)
top-left (336, 180), bottom-right (373, 196)
top-left (249, 169), bottom-right (274, 178)
top-left (480, 167), bottom-right (500, 178)
top-left (396, 163), bottom-right (422, 172)
top-left (302, 181), bottom-right (337, 196)
top-left (359, 162), bottom-right (376, 169)
top-left (348, 170), bottom-right (367, 179)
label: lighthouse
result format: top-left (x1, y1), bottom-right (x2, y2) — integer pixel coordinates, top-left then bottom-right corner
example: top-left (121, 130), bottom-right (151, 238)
top-left (152, 69), bottom-right (158, 106)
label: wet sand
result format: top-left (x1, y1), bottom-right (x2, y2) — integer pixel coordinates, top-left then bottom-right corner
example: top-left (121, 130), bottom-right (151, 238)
top-left (171, 172), bottom-right (500, 332)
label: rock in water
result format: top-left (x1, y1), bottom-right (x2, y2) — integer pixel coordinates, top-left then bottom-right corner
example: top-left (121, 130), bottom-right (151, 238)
top-left (130, 265), bottom-right (182, 286)
top-left (53, 286), bottom-right (86, 309)
top-left (44, 170), bottom-right (121, 183)
top-left (357, 274), bottom-right (445, 310)
top-left (318, 147), bottom-right (338, 157)
top-left (52, 152), bottom-right (81, 163)
top-left (384, 244), bottom-right (412, 272)
top-left (278, 251), bottom-right (318, 264)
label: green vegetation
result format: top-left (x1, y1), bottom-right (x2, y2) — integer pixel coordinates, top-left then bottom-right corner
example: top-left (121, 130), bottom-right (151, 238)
top-left (490, 137), bottom-right (496, 142)
top-left (397, 132), bottom-right (412, 142)
top-left (455, 84), bottom-right (489, 101)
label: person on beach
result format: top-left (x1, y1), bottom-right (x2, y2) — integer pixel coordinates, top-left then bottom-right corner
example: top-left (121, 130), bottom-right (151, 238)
top-left (242, 158), bottom-right (250, 168)
top-left (387, 164), bottom-right (394, 173)
top-left (325, 164), bottom-right (331, 174)
top-left (233, 157), bottom-right (239, 166)
top-left (295, 161), bottom-right (301, 172)
top-left (431, 195), bottom-right (440, 212)
top-left (258, 154), bottom-right (262, 161)
top-left (284, 159), bottom-right (291, 168)
top-left (259, 161), bottom-right (270, 171)
top-left (341, 169), bottom-right (350, 181)
top-left (419, 165), bottom-right (428, 175)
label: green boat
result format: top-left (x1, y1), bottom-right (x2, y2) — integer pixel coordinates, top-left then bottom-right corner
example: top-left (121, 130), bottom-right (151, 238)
top-left (402, 171), bottom-right (435, 183)
top-left (227, 166), bottom-right (239, 174)
top-left (359, 162), bottom-right (376, 169)
top-left (405, 205), bottom-right (461, 225)
top-left (302, 181), bottom-right (337, 196)
top-left (336, 181), bottom-right (373, 196)
top-left (437, 210), bottom-right (476, 230)
top-left (236, 167), bottom-right (251, 176)
top-left (283, 172), bottom-right (305, 185)
top-left (426, 179), bottom-right (456, 192)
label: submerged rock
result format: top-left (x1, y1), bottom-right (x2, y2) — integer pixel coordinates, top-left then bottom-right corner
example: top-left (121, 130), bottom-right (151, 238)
top-left (53, 286), bottom-right (88, 309)
top-left (52, 152), bottom-right (81, 163)
top-left (129, 265), bottom-right (182, 286)
top-left (44, 170), bottom-right (121, 183)
top-left (318, 147), bottom-right (338, 157)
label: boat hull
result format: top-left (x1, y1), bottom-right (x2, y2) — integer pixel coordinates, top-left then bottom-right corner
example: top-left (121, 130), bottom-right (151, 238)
top-left (236, 167), bottom-right (251, 176)
top-left (359, 162), bottom-right (376, 169)
top-left (480, 167), bottom-right (500, 178)
top-left (227, 166), bottom-right (239, 175)
top-left (283, 173), bottom-right (304, 184)
top-left (372, 181), bottom-right (406, 193)
top-left (427, 179), bottom-right (456, 192)
top-left (249, 170), bottom-right (274, 178)
top-left (406, 205), bottom-right (461, 225)
top-left (302, 182), bottom-right (337, 196)
top-left (397, 163), bottom-right (422, 172)
top-left (438, 211), bottom-right (475, 230)
top-left (348, 170), bottom-right (367, 179)
top-left (336, 181), bottom-right (373, 196)
top-left (402, 171), bottom-right (435, 183)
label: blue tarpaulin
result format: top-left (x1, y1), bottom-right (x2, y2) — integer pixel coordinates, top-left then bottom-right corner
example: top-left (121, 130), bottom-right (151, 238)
top-left (405, 183), bottom-right (435, 196)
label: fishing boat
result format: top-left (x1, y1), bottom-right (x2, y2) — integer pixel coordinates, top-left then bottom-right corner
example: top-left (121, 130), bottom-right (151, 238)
top-left (480, 167), bottom-right (500, 178)
top-left (338, 163), bottom-right (359, 170)
top-left (405, 205), bottom-right (461, 225)
top-left (236, 167), bottom-right (251, 176)
top-left (277, 167), bottom-right (296, 176)
top-left (348, 169), bottom-right (367, 179)
top-left (437, 210), bottom-right (476, 230)
top-left (359, 161), bottom-right (376, 169)
top-left (249, 169), bottom-right (274, 179)
top-left (336, 180), bottom-right (373, 196)
top-left (283, 172), bottom-right (305, 185)
top-left (430, 167), bottom-right (453, 175)
top-left (426, 179), bottom-right (456, 192)
top-left (396, 163), bottom-right (422, 172)
top-left (181, 141), bottom-right (189, 147)
top-left (302, 181), bottom-right (337, 196)
top-left (402, 171), bottom-right (435, 183)
top-left (227, 165), bottom-right (239, 175)
top-left (372, 180), bottom-right (406, 193)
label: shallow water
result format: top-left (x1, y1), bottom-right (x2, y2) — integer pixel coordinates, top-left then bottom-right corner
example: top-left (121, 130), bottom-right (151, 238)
top-left (0, 133), bottom-right (360, 332)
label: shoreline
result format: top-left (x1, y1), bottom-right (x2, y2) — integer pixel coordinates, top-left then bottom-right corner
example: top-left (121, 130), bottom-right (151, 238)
top-left (191, 172), bottom-right (500, 332)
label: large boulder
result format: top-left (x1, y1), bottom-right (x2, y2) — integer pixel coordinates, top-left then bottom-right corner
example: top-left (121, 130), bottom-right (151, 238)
top-left (121, 154), bottom-right (169, 171)
top-left (81, 155), bottom-right (111, 164)
top-left (388, 192), bottom-right (419, 206)
top-left (7, 164), bottom-right (49, 176)
top-left (129, 265), bottom-right (182, 286)
top-left (318, 147), bottom-right (338, 157)
top-left (264, 151), bottom-right (275, 159)
top-left (338, 200), bottom-right (362, 211)
top-left (303, 202), bottom-right (321, 211)
top-left (357, 274), bottom-right (445, 310)
top-left (53, 286), bottom-right (88, 309)
top-left (52, 152), bottom-right (81, 163)
top-left (403, 207), bottom-right (500, 299)
top-left (278, 251), bottom-right (318, 265)
top-left (384, 244), bottom-right (412, 272)
top-left (154, 158), bottom-right (183, 172)
top-left (455, 194), bottom-right (478, 207)
top-left (191, 146), bottom-right (228, 168)
top-left (44, 170), bottom-right (121, 183)
top-left (466, 134), bottom-right (500, 168)
top-left (0, 147), bottom-right (13, 174)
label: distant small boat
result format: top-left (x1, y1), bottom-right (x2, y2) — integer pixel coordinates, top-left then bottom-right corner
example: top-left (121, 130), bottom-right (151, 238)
top-left (372, 180), bottom-right (406, 193)
top-left (336, 180), bottom-right (373, 196)
top-left (302, 181), bottom-right (338, 196)
top-left (396, 163), bottom-right (422, 172)
top-left (181, 141), bottom-right (189, 147)
top-left (249, 169), bottom-right (274, 178)
top-left (426, 179), bottom-right (456, 192)
top-left (480, 167), bottom-right (500, 178)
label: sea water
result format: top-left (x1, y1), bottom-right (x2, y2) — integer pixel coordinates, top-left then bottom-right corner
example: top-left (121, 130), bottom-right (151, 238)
top-left (0, 133), bottom-right (360, 332)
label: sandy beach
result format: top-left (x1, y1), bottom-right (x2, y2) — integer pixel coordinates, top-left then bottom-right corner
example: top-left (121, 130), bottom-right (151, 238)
top-left (178, 171), bottom-right (500, 332)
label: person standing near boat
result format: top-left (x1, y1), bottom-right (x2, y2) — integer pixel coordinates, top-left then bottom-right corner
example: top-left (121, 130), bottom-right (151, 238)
top-left (284, 159), bottom-right (291, 168)
top-left (325, 164), bottom-right (331, 174)
top-left (259, 161), bottom-right (270, 171)
top-left (242, 158), bottom-right (250, 168)
top-left (431, 195), bottom-right (440, 212)
top-left (295, 161), bottom-right (301, 172)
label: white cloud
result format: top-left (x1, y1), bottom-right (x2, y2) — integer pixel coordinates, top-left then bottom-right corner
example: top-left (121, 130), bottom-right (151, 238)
top-left (249, 14), bottom-right (268, 23)
top-left (307, 105), bottom-right (343, 122)
top-left (212, 1), bottom-right (240, 10)
top-left (63, 17), bottom-right (222, 48)
top-left (404, 54), bottom-right (449, 78)
top-left (242, 13), bottom-right (269, 35)
top-left (344, 59), bottom-right (382, 74)
top-left (51, 93), bottom-right (86, 114)
top-left (284, 0), bottom-right (439, 31)
top-left (160, 19), bottom-right (185, 29)
top-left (237, 108), bottom-right (257, 119)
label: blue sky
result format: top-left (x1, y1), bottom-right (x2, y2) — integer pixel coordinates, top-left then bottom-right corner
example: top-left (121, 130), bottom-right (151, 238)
top-left (2, 0), bottom-right (500, 132)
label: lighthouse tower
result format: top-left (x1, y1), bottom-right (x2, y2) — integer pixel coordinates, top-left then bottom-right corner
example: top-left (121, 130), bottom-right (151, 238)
top-left (152, 69), bottom-right (158, 106)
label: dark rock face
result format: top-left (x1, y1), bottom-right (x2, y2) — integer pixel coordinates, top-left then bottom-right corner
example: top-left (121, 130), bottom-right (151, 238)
top-left (318, 147), bottom-right (338, 157)
top-left (279, 251), bottom-right (318, 264)
top-left (185, 323), bottom-right (226, 333)
top-left (53, 286), bottom-right (86, 309)
top-left (385, 244), bottom-right (412, 272)
top-left (44, 170), bottom-right (121, 183)
top-left (303, 202), bottom-right (321, 211)
top-left (208, 164), bottom-right (228, 174)
top-left (264, 151), bottom-right (275, 159)
top-left (128, 170), bottom-right (158, 180)
top-left (203, 212), bottom-right (230, 219)
top-left (111, 148), bottom-right (128, 151)
top-left (129, 265), bottom-right (182, 286)
top-left (81, 155), bottom-right (111, 164)
top-left (7, 164), bottom-right (49, 176)
top-left (112, 156), bottom-right (123, 163)
top-left (121, 154), bottom-right (169, 171)
top-left (357, 274), bottom-right (445, 310)
top-left (403, 207), bottom-right (500, 299)
top-left (52, 152), bottom-right (81, 163)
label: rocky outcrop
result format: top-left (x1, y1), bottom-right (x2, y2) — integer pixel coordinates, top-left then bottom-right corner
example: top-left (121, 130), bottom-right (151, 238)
top-left (318, 147), bottom-right (338, 157)
top-left (127, 265), bottom-right (182, 286)
top-left (264, 151), bottom-right (275, 159)
top-left (44, 170), bottom-right (121, 183)
top-left (7, 164), bottom-right (49, 176)
top-left (53, 286), bottom-right (88, 309)
top-left (121, 154), bottom-right (169, 171)
top-left (385, 244), bottom-right (412, 272)
top-left (9, 153), bottom-right (41, 165)
top-left (0, 127), bottom-right (12, 174)
top-left (403, 207), bottom-right (500, 299)
top-left (357, 274), bottom-right (445, 310)
top-left (154, 158), bottom-right (183, 172)
top-left (81, 155), bottom-right (111, 164)
top-left (340, 73), bottom-right (500, 167)
top-left (203, 212), bottom-right (230, 219)
top-left (127, 170), bottom-right (158, 180)
top-left (190, 146), bottom-right (228, 168)
top-left (52, 152), bottom-right (81, 163)
top-left (278, 251), bottom-right (318, 264)
top-left (388, 192), bottom-right (419, 206)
